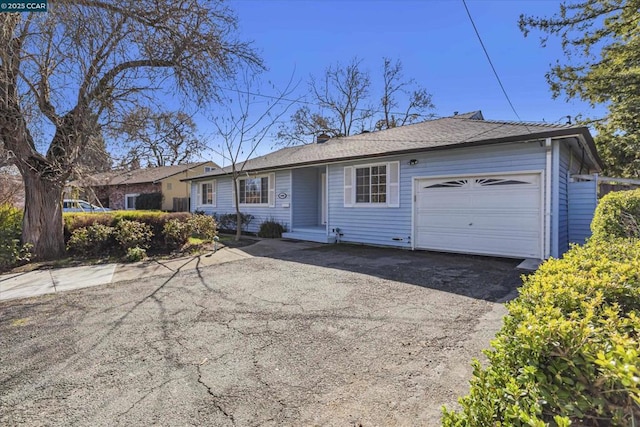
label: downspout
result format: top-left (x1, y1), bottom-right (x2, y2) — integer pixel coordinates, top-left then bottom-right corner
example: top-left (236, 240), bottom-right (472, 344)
top-left (551, 140), bottom-right (560, 258)
top-left (411, 177), bottom-right (416, 250)
top-left (544, 138), bottom-right (552, 259)
top-left (325, 165), bottom-right (329, 237)
top-left (289, 170), bottom-right (293, 232)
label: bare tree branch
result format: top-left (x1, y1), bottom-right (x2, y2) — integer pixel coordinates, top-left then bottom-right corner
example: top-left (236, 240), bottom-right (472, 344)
top-left (209, 70), bottom-right (298, 240)
top-left (0, 1), bottom-right (262, 260)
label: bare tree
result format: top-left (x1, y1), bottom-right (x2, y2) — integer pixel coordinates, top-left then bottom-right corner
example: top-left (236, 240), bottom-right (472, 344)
top-left (278, 57), bottom-right (373, 145)
top-left (113, 108), bottom-right (206, 168)
top-left (278, 57), bottom-right (435, 145)
top-left (376, 58), bottom-right (435, 130)
top-left (0, 1), bottom-right (261, 259)
top-left (211, 73), bottom-right (297, 241)
top-left (72, 118), bottom-right (112, 176)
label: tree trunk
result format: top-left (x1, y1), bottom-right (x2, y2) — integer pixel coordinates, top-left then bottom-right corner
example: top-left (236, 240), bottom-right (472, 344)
top-left (233, 176), bottom-right (241, 241)
top-left (21, 170), bottom-right (66, 260)
top-left (235, 209), bottom-right (242, 242)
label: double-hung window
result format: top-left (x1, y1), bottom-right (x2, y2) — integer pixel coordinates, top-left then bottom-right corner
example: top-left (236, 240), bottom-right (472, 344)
top-left (196, 180), bottom-right (216, 207)
top-left (239, 176), bottom-right (269, 204)
top-left (356, 165), bottom-right (387, 203)
top-left (233, 173), bottom-right (275, 207)
top-left (344, 161), bottom-right (399, 207)
top-left (125, 193), bottom-right (139, 210)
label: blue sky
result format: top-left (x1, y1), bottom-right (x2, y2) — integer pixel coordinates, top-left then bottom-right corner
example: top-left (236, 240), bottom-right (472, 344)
top-left (201, 0), bottom-right (606, 164)
top-left (231, 0), bottom-right (604, 120)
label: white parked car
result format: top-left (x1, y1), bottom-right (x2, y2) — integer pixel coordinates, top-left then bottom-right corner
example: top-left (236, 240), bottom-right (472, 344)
top-left (62, 199), bottom-right (111, 213)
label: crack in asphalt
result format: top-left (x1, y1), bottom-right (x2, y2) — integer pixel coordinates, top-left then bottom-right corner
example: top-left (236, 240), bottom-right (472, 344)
top-left (195, 363), bottom-right (236, 426)
top-left (0, 247), bottom-right (521, 426)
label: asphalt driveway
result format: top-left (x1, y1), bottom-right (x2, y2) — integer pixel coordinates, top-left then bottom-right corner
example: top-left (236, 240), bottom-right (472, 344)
top-left (0, 241), bottom-right (522, 426)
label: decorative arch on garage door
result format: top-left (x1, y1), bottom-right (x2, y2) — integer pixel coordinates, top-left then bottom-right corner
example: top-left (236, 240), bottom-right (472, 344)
top-left (413, 172), bottom-right (543, 259)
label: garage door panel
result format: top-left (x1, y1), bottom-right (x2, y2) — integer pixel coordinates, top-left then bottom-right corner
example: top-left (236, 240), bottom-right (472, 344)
top-left (416, 213), bottom-right (470, 229)
top-left (457, 212), bottom-right (540, 232)
top-left (418, 232), bottom-right (540, 259)
top-left (470, 192), bottom-right (539, 210)
top-left (416, 192), bottom-right (471, 209)
top-left (418, 209), bottom-right (539, 229)
top-left (415, 173), bottom-right (542, 259)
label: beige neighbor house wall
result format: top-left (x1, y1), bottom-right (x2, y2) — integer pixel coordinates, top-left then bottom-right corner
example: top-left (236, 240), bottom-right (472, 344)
top-left (160, 161), bottom-right (217, 211)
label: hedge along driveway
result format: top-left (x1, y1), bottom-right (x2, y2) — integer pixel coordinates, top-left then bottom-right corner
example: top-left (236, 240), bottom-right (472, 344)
top-left (0, 242), bottom-right (522, 426)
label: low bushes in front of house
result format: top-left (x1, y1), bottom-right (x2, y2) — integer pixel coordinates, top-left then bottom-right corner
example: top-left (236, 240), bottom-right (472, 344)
top-left (65, 211), bottom-right (216, 259)
top-left (441, 239), bottom-right (640, 426)
top-left (257, 218), bottom-right (286, 238)
top-left (214, 212), bottom-right (255, 234)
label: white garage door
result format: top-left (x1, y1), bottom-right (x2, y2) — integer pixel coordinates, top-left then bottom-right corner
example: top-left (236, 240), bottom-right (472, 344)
top-left (414, 173), bottom-right (542, 258)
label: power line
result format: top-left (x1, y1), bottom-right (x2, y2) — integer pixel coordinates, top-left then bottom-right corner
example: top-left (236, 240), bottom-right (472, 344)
top-left (461, 0), bottom-right (526, 126)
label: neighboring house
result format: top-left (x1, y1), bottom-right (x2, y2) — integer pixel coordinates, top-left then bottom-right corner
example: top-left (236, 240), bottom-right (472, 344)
top-left (0, 165), bottom-right (25, 208)
top-left (67, 162), bottom-right (218, 211)
top-left (185, 111), bottom-right (603, 260)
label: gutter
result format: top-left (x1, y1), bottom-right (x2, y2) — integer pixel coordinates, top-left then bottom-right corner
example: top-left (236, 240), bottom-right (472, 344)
top-left (182, 127), bottom-right (601, 183)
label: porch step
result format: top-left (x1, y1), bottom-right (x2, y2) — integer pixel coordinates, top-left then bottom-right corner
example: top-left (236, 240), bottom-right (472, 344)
top-left (282, 231), bottom-right (336, 244)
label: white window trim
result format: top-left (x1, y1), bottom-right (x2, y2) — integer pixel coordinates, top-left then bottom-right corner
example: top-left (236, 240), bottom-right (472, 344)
top-left (237, 173), bottom-right (275, 207)
top-left (196, 180), bottom-right (216, 208)
top-left (345, 161), bottom-right (400, 208)
top-left (125, 193), bottom-right (139, 210)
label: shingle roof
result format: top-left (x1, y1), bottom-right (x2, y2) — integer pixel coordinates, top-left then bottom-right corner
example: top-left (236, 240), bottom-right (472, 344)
top-left (189, 111), bottom-right (600, 180)
top-left (70, 162), bottom-right (216, 187)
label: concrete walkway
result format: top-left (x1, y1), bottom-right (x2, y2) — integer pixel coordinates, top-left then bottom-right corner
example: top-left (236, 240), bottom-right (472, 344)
top-left (0, 247), bottom-right (254, 302)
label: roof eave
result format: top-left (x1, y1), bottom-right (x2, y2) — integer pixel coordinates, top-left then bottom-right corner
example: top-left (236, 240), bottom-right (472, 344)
top-left (183, 127), bottom-right (601, 180)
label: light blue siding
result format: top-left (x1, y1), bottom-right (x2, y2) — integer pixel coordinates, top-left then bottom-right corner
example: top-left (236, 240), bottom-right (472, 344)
top-left (191, 171), bottom-right (291, 233)
top-left (557, 143), bottom-right (571, 256)
top-left (291, 167), bottom-right (320, 228)
top-left (568, 180), bottom-right (597, 245)
top-left (188, 140), bottom-right (595, 257)
top-left (327, 142), bottom-right (547, 248)
top-left (557, 140), bottom-right (589, 255)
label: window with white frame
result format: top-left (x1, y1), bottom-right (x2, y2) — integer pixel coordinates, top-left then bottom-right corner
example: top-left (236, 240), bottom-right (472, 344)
top-left (125, 193), bottom-right (139, 210)
top-left (356, 165), bottom-right (387, 203)
top-left (196, 180), bottom-right (216, 206)
top-left (344, 161), bottom-right (399, 208)
top-left (239, 176), bottom-right (268, 204)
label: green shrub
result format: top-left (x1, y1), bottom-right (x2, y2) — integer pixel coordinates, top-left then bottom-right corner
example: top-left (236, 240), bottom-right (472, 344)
top-left (163, 218), bottom-right (191, 249)
top-left (134, 192), bottom-right (163, 210)
top-left (63, 212), bottom-right (114, 240)
top-left (0, 204), bottom-right (31, 270)
top-left (591, 188), bottom-right (640, 240)
top-left (66, 224), bottom-right (115, 256)
top-left (113, 211), bottom-right (190, 248)
top-left (216, 212), bottom-right (254, 232)
top-left (64, 211), bottom-right (192, 249)
top-left (125, 246), bottom-right (147, 262)
top-left (188, 213), bottom-right (217, 241)
top-left (442, 240), bottom-right (640, 426)
top-left (257, 219), bottom-right (285, 238)
top-left (114, 219), bottom-right (152, 250)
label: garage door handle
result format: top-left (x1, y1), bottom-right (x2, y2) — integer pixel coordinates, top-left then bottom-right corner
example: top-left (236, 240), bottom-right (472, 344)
top-left (469, 223), bottom-right (473, 226)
